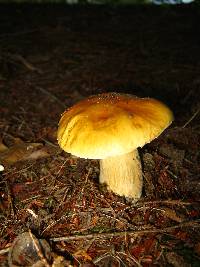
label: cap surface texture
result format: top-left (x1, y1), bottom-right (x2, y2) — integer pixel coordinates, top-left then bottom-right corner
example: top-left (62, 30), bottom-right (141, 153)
top-left (57, 93), bottom-right (173, 159)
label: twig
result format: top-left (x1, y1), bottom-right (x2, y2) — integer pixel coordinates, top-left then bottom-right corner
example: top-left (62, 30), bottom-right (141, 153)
top-left (50, 219), bottom-right (200, 242)
top-left (3, 163), bottom-right (35, 176)
top-left (182, 108), bottom-right (200, 128)
top-left (41, 138), bottom-right (58, 148)
top-left (79, 167), bottom-right (93, 203)
top-left (41, 214), bottom-right (66, 235)
top-left (54, 158), bottom-right (69, 184)
top-left (21, 195), bottom-right (41, 203)
top-left (35, 86), bottom-right (66, 109)
top-left (133, 199), bottom-right (199, 207)
top-left (117, 251), bottom-right (143, 267)
top-left (13, 54), bottom-right (43, 74)
top-left (5, 180), bottom-right (15, 217)
top-left (0, 28), bottom-right (40, 39)
top-left (93, 252), bottom-right (111, 264)
top-left (101, 212), bottom-right (137, 230)
top-left (29, 230), bottom-right (50, 267)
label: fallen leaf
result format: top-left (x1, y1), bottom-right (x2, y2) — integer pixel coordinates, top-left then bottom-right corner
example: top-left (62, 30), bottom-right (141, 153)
top-left (0, 137), bottom-right (49, 166)
top-left (26, 147), bottom-right (50, 160)
top-left (8, 232), bottom-right (51, 267)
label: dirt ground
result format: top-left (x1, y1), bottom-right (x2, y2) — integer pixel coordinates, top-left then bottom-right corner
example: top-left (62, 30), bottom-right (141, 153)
top-left (0, 3), bottom-right (200, 266)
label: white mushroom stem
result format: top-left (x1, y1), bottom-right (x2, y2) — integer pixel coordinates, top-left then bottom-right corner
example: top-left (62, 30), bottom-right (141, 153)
top-left (99, 150), bottom-right (143, 199)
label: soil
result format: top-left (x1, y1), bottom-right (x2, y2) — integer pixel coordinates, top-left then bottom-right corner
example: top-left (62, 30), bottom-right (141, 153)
top-left (0, 3), bottom-right (200, 266)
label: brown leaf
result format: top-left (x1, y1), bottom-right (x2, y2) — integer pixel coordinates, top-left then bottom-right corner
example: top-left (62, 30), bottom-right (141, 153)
top-left (8, 232), bottom-right (51, 267)
top-left (0, 138), bottom-right (45, 165)
top-left (26, 147), bottom-right (50, 160)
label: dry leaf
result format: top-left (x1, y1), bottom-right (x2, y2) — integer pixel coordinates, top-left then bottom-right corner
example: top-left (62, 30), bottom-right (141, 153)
top-left (26, 147), bottom-right (50, 160)
top-left (8, 232), bottom-right (51, 267)
top-left (0, 137), bottom-right (49, 166)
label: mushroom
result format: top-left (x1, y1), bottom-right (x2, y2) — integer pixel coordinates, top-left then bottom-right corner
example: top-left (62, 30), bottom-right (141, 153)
top-left (57, 92), bottom-right (173, 200)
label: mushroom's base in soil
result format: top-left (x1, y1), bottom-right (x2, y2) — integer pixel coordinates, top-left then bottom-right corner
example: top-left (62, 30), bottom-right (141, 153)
top-left (100, 150), bottom-right (143, 199)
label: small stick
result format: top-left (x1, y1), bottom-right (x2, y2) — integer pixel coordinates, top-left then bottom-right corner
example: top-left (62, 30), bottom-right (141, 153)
top-left (117, 251), bottom-right (143, 267)
top-left (0, 28), bottom-right (39, 39)
top-left (35, 86), bottom-right (65, 109)
top-left (3, 163), bottom-right (34, 176)
top-left (5, 180), bottom-right (15, 217)
top-left (182, 108), bottom-right (200, 128)
top-left (101, 212), bottom-right (137, 230)
top-left (133, 199), bottom-right (199, 207)
top-left (50, 219), bottom-right (200, 242)
top-left (41, 214), bottom-right (66, 235)
top-left (54, 158), bottom-right (68, 180)
top-left (11, 54), bottom-right (43, 73)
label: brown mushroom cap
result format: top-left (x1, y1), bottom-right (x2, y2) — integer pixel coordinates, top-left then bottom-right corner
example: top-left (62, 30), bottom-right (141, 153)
top-left (57, 92), bottom-right (173, 159)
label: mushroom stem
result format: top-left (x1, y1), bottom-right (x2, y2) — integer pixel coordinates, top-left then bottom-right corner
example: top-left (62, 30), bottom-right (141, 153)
top-left (99, 150), bottom-right (143, 199)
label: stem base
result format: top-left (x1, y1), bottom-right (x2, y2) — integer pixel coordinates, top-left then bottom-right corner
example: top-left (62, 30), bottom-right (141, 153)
top-left (100, 150), bottom-right (143, 200)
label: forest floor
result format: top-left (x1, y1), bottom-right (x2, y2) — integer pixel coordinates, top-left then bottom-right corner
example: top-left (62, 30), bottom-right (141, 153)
top-left (0, 3), bottom-right (200, 266)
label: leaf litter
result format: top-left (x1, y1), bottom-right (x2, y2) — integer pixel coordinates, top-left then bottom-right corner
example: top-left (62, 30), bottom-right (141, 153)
top-left (0, 4), bottom-right (200, 267)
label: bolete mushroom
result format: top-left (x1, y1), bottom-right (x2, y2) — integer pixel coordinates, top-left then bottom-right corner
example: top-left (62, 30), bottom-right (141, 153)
top-left (57, 92), bottom-right (173, 200)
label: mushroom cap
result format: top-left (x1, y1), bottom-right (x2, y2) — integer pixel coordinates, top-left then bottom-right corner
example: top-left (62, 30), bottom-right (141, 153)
top-left (57, 92), bottom-right (173, 159)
